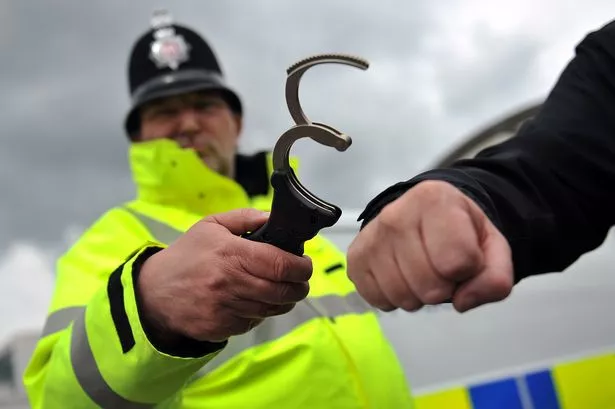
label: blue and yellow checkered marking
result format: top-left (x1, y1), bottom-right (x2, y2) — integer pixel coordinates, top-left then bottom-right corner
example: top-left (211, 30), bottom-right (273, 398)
top-left (415, 351), bottom-right (615, 409)
top-left (526, 370), bottom-right (559, 409)
top-left (469, 378), bottom-right (523, 409)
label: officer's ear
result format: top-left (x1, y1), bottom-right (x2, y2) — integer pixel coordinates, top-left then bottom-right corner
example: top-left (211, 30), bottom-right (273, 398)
top-left (233, 112), bottom-right (243, 140)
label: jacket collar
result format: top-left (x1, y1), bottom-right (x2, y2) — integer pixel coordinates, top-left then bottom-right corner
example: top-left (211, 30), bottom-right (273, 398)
top-left (128, 139), bottom-right (274, 216)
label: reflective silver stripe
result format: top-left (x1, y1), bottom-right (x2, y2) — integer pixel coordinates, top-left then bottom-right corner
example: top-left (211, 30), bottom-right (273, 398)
top-left (71, 310), bottom-right (154, 408)
top-left (195, 292), bottom-right (374, 378)
top-left (315, 292), bottom-right (372, 317)
top-left (252, 298), bottom-right (325, 345)
top-left (515, 376), bottom-right (535, 409)
top-left (40, 306), bottom-right (85, 337)
top-left (123, 207), bottom-right (182, 244)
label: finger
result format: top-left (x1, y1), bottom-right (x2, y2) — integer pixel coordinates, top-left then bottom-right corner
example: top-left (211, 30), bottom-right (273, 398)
top-left (453, 227), bottom-right (513, 312)
top-left (217, 315), bottom-right (264, 339)
top-left (230, 274), bottom-right (310, 305)
top-left (353, 203), bottom-right (451, 308)
top-left (347, 225), bottom-right (396, 311)
top-left (222, 297), bottom-right (297, 319)
top-left (258, 281), bottom-right (310, 305)
top-left (348, 252), bottom-right (396, 311)
top-left (397, 224), bottom-right (455, 305)
top-left (204, 208), bottom-right (269, 235)
top-left (188, 309), bottom-right (263, 341)
top-left (236, 243), bottom-right (313, 283)
top-left (356, 268), bottom-right (397, 312)
top-left (421, 206), bottom-right (485, 283)
top-left (263, 302), bottom-right (296, 317)
top-left (369, 243), bottom-right (423, 312)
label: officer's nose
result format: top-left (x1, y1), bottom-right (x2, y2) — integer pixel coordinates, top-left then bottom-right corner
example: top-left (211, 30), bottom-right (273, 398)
top-left (175, 109), bottom-right (201, 147)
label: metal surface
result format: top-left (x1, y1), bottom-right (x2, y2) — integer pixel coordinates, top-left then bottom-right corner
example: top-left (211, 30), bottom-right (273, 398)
top-left (272, 54), bottom-right (369, 209)
top-left (285, 54), bottom-right (369, 126)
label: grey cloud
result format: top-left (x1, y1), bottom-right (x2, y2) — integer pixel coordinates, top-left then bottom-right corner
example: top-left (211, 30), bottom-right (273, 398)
top-left (435, 28), bottom-right (547, 117)
top-left (0, 0), bottom-right (565, 257)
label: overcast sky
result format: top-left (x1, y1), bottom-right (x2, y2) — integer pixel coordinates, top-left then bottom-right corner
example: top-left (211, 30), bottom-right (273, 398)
top-left (2, 0), bottom-right (615, 388)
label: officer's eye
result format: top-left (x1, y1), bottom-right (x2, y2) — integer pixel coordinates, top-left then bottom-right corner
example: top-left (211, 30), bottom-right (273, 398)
top-left (150, 106), bottom-right (179, 118)
top-left (193, 100), bottom-right (215, 111)
top-left (193, 99), bottom-right (225, 112)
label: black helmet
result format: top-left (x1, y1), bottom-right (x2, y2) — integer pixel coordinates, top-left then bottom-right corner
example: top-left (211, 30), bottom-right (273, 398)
top-left (124, 10), bottom-right (242, 137)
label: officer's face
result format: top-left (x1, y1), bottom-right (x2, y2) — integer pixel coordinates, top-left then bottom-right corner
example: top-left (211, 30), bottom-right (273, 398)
top-left (138, 91), bottom-right (242, 178)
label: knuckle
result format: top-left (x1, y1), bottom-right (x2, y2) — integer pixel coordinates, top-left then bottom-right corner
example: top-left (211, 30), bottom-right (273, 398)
top-left (206, 268), bottom-right (230, 292)
top-left (448, 206), bottom-right (472, 226)
top-left (295, 282), bottom-right (310, 299)
top-left (417, 180), bottom-right (458, 201)
top-left (275, 284), bottom-right (298, 304)
top-left (267, 303), bottom-right (296, 317)
top-left (301, 257), bottom-right (314, 280)
top-left (278, 303), bottom-right (296, 315)
top-left (487, 273), bottom-right (513, 300)
top-left (202, 214), bottom-right (216, 224)
top-left (399, 299), bottom-right (422, 312)
top-left (200, 214), bottom-right (226, 229)
top-left (386, 287), bottom-right (411, 307)
top-left (374, 300), bottom-right (398, 312)
top-left (392, 289), bottom-right (422, 312)
top-left (388, 288), bottom-right (422, 311)
top-left (272, 253), bottom-right (290, 282)
top-left (420, 286), bottom-right (453, 305)
top-left (436, 246), bottom-right (482, 281)
top-left (271, 284), bottom-right (287, 304)
top-left (245, 318), bottom-right (263, 332)
top-left (254, 302), bottom-right (272, 318)
top-left (414, 181), bottom-right (447, 206)
top-left (414, 180), bottom-right (438, 197)
top-left (237, 208), bottom-right (253, 218)
top-left (364, 288), bottom-right (401, 312)
top-left (377, 204), bottom-right (403, 231)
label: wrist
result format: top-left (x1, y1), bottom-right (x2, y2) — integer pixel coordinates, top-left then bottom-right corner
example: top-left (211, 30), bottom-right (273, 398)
top-left (137, 250), bottom-right (185, 345)
top-left (132, 247), bottom-right (227, 357)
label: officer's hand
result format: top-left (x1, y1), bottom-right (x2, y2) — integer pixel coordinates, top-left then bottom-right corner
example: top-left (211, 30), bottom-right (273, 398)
top-left (347, 180), bottom-right (513, 313)
top-left (138, 208), bottom-right (312, 342)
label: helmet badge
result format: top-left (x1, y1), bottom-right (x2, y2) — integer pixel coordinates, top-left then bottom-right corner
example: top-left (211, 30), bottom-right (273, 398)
top-left (149, 9), bottom-right (190, 70)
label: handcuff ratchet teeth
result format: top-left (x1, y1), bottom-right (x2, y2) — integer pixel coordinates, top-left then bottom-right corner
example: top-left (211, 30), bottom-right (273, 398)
top-left (244, 54), bottom-right (369, 256)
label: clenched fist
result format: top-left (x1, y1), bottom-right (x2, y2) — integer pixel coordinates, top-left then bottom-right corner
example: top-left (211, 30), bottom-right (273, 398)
top-left (138, 208), bottom-right (313, 343)
top-left (347, 180), bottom-right (513, 313)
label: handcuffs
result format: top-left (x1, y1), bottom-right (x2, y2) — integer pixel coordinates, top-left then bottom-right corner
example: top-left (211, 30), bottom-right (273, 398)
top-left (244, 54), bottom-right (369, 255)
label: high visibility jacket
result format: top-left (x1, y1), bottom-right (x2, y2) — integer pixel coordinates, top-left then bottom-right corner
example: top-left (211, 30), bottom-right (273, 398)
top-left (23, 139), bottom-right (414, 409)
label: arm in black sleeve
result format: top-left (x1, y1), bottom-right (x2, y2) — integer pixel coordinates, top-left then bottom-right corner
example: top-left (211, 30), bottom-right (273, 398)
top-left (359, 20), bottom-right (615, 283)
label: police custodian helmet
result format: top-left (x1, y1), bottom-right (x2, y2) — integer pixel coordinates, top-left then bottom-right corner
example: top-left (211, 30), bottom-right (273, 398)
top-left (124, 10), bottom-right (242, 137)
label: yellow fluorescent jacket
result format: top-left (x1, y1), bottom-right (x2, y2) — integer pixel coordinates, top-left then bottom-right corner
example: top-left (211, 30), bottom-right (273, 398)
top-left (23, 139), bottom-right (414, 409)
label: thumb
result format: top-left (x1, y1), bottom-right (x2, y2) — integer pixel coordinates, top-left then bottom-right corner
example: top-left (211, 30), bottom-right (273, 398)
top-left (204, 208), bottom-right (270, 235)
top-left (453, 226), bottom-right (514, 312)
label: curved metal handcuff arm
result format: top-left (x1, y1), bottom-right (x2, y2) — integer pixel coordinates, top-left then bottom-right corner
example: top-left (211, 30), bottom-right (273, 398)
top-left (272, 124), bottom-right (351, 212)
top-left (243, 54), bottom-right (369, 255)
top-left (285, 54), bottom-right (369, 126)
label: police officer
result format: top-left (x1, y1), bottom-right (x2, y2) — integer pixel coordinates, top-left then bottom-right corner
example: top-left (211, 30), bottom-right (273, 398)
top-left (23, 10), bottom-right (413, 409)
top-left (347, 19), bottom-right (615, 314)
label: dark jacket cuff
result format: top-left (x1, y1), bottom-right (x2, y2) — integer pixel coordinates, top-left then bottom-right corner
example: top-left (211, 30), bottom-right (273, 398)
top-left (358, 169), bottom-right (503, 233)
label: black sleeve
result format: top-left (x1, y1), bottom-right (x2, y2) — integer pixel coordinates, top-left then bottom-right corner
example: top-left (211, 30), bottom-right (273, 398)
top-left (359, 20), bottom-right (615, 283)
